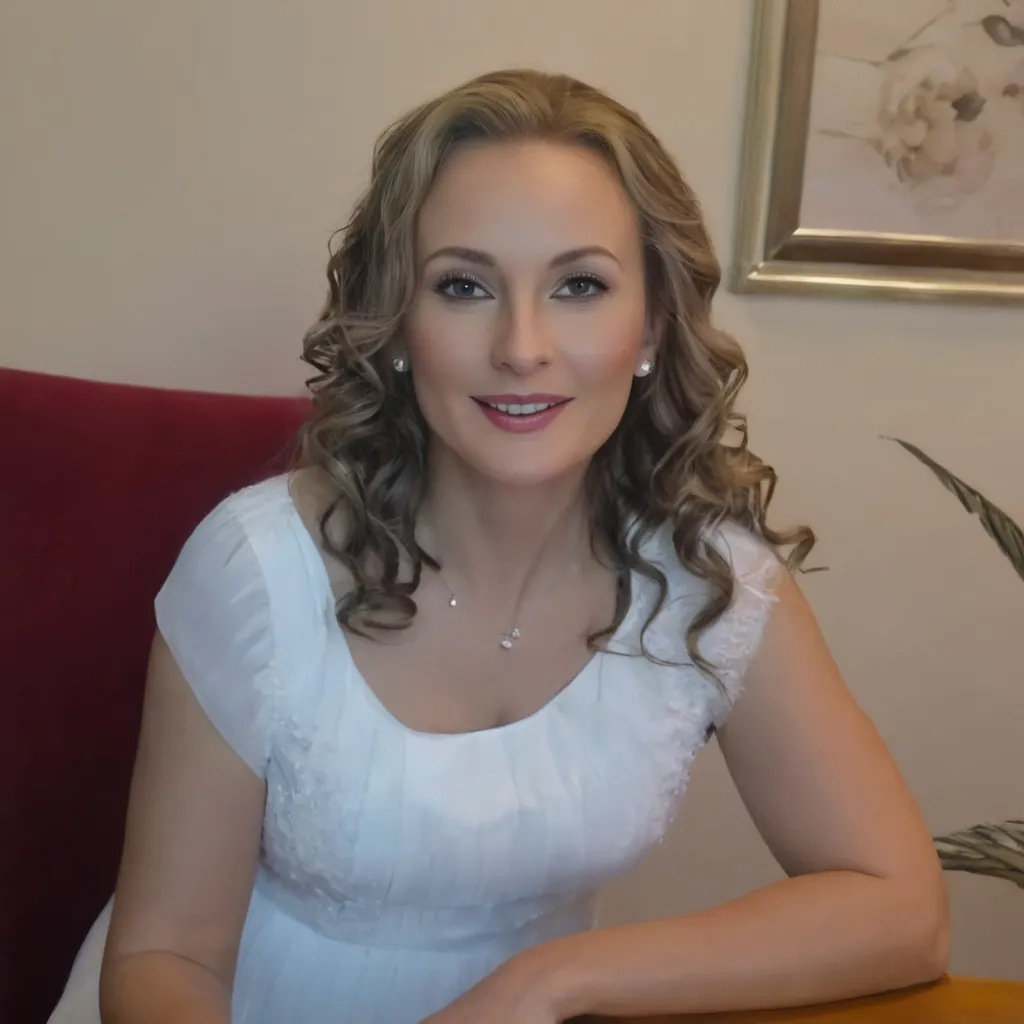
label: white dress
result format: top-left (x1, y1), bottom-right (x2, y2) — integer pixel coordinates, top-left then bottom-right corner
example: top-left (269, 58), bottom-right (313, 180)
top-left (49, 474), bottom-right (781, 1024)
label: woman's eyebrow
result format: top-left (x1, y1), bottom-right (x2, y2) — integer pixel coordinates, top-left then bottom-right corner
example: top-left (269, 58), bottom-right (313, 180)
top-left (423, 245), bottom-right (622, 269)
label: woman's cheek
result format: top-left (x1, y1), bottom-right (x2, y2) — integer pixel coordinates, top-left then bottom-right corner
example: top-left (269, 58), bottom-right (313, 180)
top-left (408, 304), bottom-right (487, 374)
top-left (405, 312), bottom-right (488, 434)
top-left (563, 317), bottom-right (645, 391)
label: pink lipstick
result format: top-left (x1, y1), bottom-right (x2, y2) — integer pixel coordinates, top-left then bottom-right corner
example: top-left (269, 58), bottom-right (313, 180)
top-left (471, 393), bottom-right (572, 434)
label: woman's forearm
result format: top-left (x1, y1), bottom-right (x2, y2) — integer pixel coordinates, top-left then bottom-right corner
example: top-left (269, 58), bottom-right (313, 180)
top-left (99, 952), bottom-right (231, 1024)
top-left (526, 871), bottom-right (949, 1021)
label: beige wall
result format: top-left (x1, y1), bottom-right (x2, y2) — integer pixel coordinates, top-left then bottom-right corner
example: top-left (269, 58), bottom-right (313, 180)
top-left (3, 0), bottom-right (1021, 980)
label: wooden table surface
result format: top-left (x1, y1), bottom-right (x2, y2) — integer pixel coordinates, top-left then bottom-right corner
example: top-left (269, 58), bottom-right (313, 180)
top-left (579, 976), bottom-right (1024, 1023)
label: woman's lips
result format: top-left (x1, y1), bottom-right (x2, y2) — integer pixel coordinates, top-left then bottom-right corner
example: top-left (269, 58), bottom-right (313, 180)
top-left (471, 395), bottom-right (572, 434)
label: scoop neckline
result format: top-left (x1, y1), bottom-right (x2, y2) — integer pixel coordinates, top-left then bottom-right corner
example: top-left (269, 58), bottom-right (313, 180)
top-left (278, 475), bottom-right (637, 743)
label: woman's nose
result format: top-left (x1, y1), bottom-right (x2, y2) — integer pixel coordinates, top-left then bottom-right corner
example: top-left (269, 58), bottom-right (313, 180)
top-left (490, 301), bottom-right (554, 374)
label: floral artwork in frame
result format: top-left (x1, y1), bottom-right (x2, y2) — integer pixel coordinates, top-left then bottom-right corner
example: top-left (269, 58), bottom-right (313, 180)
top-left (732, 0), bottom-right (1024, 303)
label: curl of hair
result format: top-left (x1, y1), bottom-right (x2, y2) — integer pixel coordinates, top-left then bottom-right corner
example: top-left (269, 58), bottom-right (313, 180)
top-left (297, 69), bottom-right (814, 684)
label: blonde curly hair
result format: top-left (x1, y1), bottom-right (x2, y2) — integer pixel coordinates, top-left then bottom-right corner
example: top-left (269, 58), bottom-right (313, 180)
top-left (297, 68), bottom-right (813, 680)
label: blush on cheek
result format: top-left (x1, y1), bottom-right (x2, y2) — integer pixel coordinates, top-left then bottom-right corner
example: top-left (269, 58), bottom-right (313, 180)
top-left (570, 332), bottom-right (644, 393)
top-left (567, 338), bottom-right (643, 449)
top-left (404, 318), bottom-right (487, 447)
top-left (404, 300), bottom-right (485, 380)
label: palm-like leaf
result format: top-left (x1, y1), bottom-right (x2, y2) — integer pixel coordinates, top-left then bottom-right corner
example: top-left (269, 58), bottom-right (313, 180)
top-left (933, 821), bottom-right (1024, 891)
top-left (888, 439), bottom-right (1024, 887)
top-left (887, 437), bottom-right (1024, 581)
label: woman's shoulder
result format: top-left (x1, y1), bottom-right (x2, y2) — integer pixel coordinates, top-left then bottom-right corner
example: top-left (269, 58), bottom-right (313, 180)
top-left (638, 516), bottom-right (783, 593)
top-left (706, 520), bottom-right (785, 593)
top-left (195, 468), bottom-right (334, 547)
top-left (631, 518), bottom-right (786, 725)
top-left (202, 471), bottom-right (296, 539)
top-left (168, 471), bottom-right (324, 599)
top-left (155, 473), bottom-right (309, 776)
top-left (189, 465), bottom-right (358, 613)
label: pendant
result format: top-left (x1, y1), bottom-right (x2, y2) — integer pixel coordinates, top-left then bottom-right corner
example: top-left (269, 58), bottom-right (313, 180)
top-left (500, 628), bottom-right (521, 651)
top-left (448, 596), bottom-right (457, 608)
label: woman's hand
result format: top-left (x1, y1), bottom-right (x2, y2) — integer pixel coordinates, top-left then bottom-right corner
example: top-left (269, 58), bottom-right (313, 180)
top-left (419, 947), bottom-right (569, 1024)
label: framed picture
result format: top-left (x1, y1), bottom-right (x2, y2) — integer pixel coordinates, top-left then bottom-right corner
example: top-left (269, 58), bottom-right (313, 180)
top-left (731, 0), bottom-right (1024, 303)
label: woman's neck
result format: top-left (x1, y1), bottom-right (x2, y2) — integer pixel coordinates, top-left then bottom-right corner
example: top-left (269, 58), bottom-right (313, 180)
top-left (416, 447), bottom-right (593, 595)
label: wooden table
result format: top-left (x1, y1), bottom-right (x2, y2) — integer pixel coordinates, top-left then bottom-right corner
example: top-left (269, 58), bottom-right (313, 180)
top-left (580, 977), bottom-right (1024, 1022)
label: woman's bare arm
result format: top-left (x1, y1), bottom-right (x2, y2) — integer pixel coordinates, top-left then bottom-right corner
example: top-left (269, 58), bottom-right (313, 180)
top-left (490, 573), bottom-right (948, 1020)
top-left (99, 632), bottom-right (266, 1024)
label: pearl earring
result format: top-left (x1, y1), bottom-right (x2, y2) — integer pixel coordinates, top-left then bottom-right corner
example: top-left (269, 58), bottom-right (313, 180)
top-left (637, 358), bottom-right (654, 377)
top-left (392, 357), bottom-right (408, 373)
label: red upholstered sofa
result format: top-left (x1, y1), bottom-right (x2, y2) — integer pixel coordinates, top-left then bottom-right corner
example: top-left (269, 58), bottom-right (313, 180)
top-left (0, 368), bottom-right (309, 1024)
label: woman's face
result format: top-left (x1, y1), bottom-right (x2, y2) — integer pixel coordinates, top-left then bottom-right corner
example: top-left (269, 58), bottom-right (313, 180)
top-left (404, 139), bottom-right (654, 488)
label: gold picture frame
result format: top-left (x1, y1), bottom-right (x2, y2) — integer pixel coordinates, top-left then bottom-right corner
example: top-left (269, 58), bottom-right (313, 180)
top-left (731, 0), bottom-right (1024, 304)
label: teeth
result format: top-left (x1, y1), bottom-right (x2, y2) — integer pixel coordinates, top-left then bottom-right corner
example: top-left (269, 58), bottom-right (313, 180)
top-left (487, 401), bottom-right (554, 415)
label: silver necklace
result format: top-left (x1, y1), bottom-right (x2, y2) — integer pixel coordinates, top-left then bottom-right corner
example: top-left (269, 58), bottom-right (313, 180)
top-left (435, 573), bottom-right (522, 650)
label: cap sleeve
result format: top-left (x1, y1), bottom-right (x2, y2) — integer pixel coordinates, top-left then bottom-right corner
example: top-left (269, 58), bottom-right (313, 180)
top-left (154, 496), bottom-right (274, 778)
top-left (701, 524), bottom-right (784, 730)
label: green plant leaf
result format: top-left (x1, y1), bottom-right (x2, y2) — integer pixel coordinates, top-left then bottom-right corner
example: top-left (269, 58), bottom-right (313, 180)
top-left (934, 820), bottom-right (1024, 890)
top-left (886, 437), bottom-right (1024, 582)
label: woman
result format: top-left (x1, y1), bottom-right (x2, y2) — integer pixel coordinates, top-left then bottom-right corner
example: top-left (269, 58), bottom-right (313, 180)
top-left (51, 69), bottom-right (948, 1024)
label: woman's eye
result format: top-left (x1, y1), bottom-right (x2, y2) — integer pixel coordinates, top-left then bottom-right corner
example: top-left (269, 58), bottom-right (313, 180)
top-left (554, 275), bottom-right (608, 300)
top-left (434, 273), bottom-right (607, 301)
top-left (436, 276), bottom-right (490, 300)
